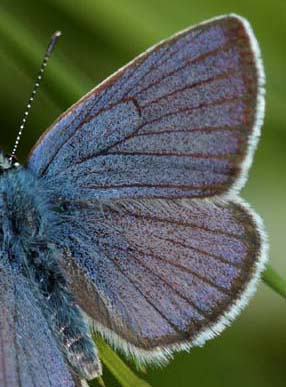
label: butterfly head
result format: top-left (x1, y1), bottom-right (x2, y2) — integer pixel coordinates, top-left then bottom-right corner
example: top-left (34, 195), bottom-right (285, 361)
top-left (0, 149), bottom-right (20, 174)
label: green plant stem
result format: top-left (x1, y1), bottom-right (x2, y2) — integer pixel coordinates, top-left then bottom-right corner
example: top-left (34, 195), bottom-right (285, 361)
top-left (92, 376), bottom-right (106, 387)
top-left (95, 336), bottom-right (151, 387)
top-left (263, 265), bottom-right (286, 298)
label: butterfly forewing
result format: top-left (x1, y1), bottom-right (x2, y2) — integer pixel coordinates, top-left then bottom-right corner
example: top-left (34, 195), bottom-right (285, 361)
top-left (28, 15), bottom-right (264, 200)
top-left (0, 261), bottom-right (76, 387)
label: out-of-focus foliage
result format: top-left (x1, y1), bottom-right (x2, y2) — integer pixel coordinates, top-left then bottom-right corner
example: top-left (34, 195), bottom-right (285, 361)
top-left (0, 1), bottom-right (285, 386)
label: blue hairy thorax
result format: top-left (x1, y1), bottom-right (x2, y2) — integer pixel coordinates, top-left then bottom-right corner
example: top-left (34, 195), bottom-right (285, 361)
top-left (0, 149), bottom-right (100, 380)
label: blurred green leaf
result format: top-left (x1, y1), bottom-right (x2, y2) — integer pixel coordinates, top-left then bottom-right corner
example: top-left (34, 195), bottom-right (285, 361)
top-left (0, 6), bottom-right (91, 108)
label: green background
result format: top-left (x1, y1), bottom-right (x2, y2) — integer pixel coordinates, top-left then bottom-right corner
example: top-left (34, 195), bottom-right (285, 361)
top-left (0, 1), bottom-right (285, 386)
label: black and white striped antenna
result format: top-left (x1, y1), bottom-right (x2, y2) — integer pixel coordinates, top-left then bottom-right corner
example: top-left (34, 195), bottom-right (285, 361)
top-left (9, 31), bottom-right (61, 164)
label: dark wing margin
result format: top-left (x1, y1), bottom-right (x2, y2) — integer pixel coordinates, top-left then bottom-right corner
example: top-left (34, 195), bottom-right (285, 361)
top-left (0, 262), bottom-right (76, 387)
top-left (28, 14), bottom-right (265, 200)
top-left (59, 197), bottom-right (267, 365)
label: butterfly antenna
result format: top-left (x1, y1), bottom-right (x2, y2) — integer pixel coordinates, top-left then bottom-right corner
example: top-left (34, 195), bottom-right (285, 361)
top-left (9, 31), bottom-right (62, 163)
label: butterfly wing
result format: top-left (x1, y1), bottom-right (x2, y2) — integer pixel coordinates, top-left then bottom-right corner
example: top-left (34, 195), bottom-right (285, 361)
top-left (0, 261), bottom-right (77, 387)
top-left (58, 197), bottom-right (266, 363)
top-left (28, 14), bottom-right (264, 200)
top-left (26, 14), bottom-right (267, 364)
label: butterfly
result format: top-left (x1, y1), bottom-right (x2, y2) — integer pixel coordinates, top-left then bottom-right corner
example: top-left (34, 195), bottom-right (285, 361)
top-left (0, 13), bottom-right (268, 387)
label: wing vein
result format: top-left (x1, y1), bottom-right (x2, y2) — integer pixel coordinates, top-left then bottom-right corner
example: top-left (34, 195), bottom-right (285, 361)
top-left (120, 27), bottom-right (205, 101)
top-left (135, 248), bottom-right (232, 295)
top-left (133, 42), bottom-right (235, 99)
top-left (105, 209), bottom-right (244, 241)
top-left (140, 70), bottom-right (238, 108)
top-left (126, 246), bottom-right (213, 318)
top-left (99, 250), bottom-right (200, 336)
top-left (107, 151), bottom-right (234, 159)
top-left (156, 235), bottom-right (242, 268)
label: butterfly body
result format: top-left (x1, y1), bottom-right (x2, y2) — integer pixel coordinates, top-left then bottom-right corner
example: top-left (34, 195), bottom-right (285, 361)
top-left (0, 14), bottom-right (268, 386)
top-left (0, 151), bottom-right (100, 383)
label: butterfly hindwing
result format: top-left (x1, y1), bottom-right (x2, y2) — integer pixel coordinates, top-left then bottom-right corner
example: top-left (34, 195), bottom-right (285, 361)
top-left (58, 197), bottom-right (265, 363)
top-left (28, 15), bottom-right (264, 200)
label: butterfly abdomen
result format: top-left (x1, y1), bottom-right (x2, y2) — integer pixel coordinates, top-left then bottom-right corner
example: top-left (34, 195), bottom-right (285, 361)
top-left (40, 248), bottom-right (102, 380)
top-left (0, 164), bottom-right (101, 381)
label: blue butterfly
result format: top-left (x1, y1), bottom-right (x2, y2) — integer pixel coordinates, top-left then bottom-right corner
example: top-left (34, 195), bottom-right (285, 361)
top-left (0, 14), bottom-right (268, 386)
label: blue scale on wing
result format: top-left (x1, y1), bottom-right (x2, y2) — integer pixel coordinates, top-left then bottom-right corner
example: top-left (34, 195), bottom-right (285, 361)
top-left (140, 74), bottom-right (246, 122)
top-left (132, 47), bottom-right (242, 106)
top-left (48, 154), bottom-right (231, 200)
top-left (62, 232), bottom-right (189, 344)
top-left (110, 130), bottom-right (240, 155)
top-left (58, 198), bottom-right (259, 349)
top-left (0, 262), bottom-right (75, 387)
top-left (126, 23), bottom-right (229, 97)
top-left (140, 100), bottom-right (246, 132)
top-left (44, 100), bottom-right (141, 174)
